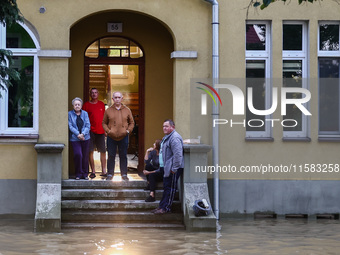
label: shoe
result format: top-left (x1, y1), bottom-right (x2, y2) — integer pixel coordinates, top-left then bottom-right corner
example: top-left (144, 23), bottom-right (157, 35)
top-left (106, 174), bottom-right (113, 181)
top-left (150, 208), bottom-right (160, 213)
top-left (84, 176), bottom-right (89, 180)
top-left (122, 175), bottom-right (129, 181)
top-left (145, 196), bottom-right (155, 202)
top-left (144, 184), bottom-right (150, 190)
top-left (153, 208), bottom-right (168, 214)
top-left (100, 173), bottom-right (107, 177)
top-left (75, 177), bottom-right (80, 180)
top-left (89, 173), bottom-right (96, 179)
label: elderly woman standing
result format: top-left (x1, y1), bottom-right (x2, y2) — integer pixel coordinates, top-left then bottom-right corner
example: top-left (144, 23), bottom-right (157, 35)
top-left (68, 97), bottom-right (91, 180)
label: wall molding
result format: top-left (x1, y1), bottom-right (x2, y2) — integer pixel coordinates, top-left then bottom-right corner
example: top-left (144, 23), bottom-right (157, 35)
top-left (38, 50), bottom-right (72, 59)
top-left (171, 51), bottom-right (197, 59)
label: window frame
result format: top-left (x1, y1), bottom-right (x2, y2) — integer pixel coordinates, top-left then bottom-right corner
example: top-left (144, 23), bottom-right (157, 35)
top-left (318, 21), bottom-right (340, 138)
top-left (318, 21), bottom-right (340, 57)
top-left (0, 22), bottom-right (40, 137)
top-left (246, 21), bottom-right (272, 139)
top-left (318, 58), bottom-right (340, 137)
top-left (282, 21), bottom-right (310, 139)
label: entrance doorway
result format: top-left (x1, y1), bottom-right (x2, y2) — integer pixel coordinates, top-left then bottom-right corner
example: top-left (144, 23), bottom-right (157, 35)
top-left (84, 37), bottom-right (145, 172)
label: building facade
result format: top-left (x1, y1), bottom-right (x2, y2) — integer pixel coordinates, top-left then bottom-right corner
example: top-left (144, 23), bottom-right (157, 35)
top-left (0, 0), bottom-right (340, 217)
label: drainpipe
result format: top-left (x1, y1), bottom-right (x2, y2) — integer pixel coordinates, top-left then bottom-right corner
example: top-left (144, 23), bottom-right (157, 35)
top-left (204, 0), bottom-right (219, 220)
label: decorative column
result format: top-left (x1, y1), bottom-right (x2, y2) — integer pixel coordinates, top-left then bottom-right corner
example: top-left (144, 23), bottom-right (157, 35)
top-left (34, 143), bottom-right (64, 232)
top-left (182, 144), bottom-right (216, 231)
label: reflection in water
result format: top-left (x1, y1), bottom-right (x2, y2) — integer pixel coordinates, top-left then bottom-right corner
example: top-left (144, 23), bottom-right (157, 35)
top-left (1, 218), bottom-right (340, 254)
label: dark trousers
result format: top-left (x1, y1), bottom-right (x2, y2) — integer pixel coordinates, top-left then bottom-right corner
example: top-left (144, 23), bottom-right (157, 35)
top-left (71, 140), bottom-right (90, 178)
top-left (148, 168), bottom-right (164, 192)
top-left (145, 163), bottom-right (158, 182)
top-left (107, 135), bottom-right (128, 176)
top-left (159, 168), bottom-right (183, 212)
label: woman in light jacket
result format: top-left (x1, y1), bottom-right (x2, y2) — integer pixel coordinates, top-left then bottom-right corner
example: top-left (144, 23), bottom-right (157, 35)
top-left (68, 97), bottom-right (91, 180)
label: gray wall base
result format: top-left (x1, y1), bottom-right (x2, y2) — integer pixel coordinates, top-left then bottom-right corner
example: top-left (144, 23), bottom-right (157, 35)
top-left (183, 183), bottom-right (216, 232)
top-left (0, 180), bottom-right (37, 215)
top-left (34, 218), bottom-right (61, 232)
top-left (217, 180), bottom-right (340, 215)
top-left (183, 144), bottom-right (216, 231)
top-left (34, 143), bottom-right (64, 232)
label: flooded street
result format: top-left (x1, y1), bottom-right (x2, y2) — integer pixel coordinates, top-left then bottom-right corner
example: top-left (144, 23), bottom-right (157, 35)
top-left (0, 218), bottom-right (340, 255)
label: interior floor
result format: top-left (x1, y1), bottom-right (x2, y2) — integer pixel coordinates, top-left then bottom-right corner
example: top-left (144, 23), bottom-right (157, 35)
top-left (70, 152), bottom-right (145, 181)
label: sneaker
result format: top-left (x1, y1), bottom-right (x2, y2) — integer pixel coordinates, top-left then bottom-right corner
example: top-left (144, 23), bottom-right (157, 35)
top-left (106, 174), bottom-right (113, 181)
top-left (75, 177), bottom-right (80, 180)
top-left (145, 196), bottom-right (155, 202)
top-left (84, 176), bottom-right (89, 180)
top-left (122, 175), bottom-right (129, 181)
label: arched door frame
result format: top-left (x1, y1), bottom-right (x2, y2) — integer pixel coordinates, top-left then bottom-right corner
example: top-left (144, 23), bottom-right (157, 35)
top-left (84, 38), bottom-right (145, 172)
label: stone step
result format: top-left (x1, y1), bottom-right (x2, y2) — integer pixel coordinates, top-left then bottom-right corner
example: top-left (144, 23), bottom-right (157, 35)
top-left (61, 222), bottom-right (185, 229)
top-left (62, 180), bottom-right (163, 189)
top-left (61, 178), bottom-right (184, 229)
top-left (61, 210), bottom-right (183, 224)
top-left (62, 189), bottom-right (177, 200)
top-left (61, 199), bottom-right (181, 211)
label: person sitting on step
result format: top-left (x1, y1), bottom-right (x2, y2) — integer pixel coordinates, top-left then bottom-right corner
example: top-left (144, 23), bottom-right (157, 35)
top-left (143, 139), bottom-right (161, 202)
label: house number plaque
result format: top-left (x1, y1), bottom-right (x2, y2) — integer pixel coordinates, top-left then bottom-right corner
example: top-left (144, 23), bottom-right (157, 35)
top-left (107, 23), bottom-right (123, 33)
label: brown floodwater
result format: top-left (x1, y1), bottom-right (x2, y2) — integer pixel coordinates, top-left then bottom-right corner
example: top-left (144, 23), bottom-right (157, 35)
top-left (0, 218), bottom-right (339, 255)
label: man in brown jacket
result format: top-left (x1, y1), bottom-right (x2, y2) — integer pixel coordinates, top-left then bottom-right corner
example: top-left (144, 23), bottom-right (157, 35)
top-left (102, 91), bottom-right (134, 181)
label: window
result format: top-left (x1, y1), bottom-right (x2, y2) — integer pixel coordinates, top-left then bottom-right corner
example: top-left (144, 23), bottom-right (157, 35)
top-left (246, 21), bottom-right (272, 138)
top-left (0, 22), bottom-right (39, 137)
top-left (282, 21), bottom-right (309, 138)
top-left (85, 37), bottom-right (143, 59)
top-left (318, 22), bottom-right (340, 137)
top-left (319, 23), bottom-right (340, 53)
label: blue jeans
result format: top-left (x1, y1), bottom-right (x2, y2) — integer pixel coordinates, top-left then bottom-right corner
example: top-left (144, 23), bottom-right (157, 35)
top-left (107, 135), bottom-right (128, 176)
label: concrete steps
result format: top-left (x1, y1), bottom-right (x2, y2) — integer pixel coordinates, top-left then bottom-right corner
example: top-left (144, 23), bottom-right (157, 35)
top-left (62, 199), bottom-right (181, 211)
top-left (62, 180), bottom-right (147, 189)
top-left (62, 210), bottom-right (183, 223)
top-left (62, 222), bottom-right (185, 229)
top-left (61, 179), bottom-right (184, 229)
top-left (62, 189), bottom-right (168, 200)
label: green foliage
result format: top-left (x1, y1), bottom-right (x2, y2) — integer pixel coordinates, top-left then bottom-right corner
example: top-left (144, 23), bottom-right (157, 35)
top-left (0, 0), bottom-right (23, 96)
top-left (0, 49), bottom-right (20, 92)
top-left (247, 0), bottom-right (324, 18)
top-left (0, 62), bottom-right (20, 95)
top-left (0, 0), bottom-right (23, 26)
top-left (250, 0), bottom-right (319, 10)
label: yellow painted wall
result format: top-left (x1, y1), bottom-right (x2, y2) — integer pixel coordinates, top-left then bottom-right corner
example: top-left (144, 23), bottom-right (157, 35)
top-left (12, 0), bottom-right (210, 178)
top-left (17, 0), bottom-right (210, 136)
top-left (0, 145), bottom-right (37, 179)
top-left (6, 0), bottom-right (339, 181)
top-left (215, 0), bottom-right (340, 180)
